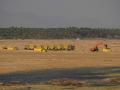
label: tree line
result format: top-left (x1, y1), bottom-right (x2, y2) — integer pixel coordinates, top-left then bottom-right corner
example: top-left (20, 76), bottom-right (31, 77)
top-left (0, 27), bottom-right (120, 39)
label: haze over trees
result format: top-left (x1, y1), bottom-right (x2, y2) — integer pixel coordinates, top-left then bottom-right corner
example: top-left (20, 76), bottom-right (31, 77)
top-left (0, 27), bottom-right (120, 39)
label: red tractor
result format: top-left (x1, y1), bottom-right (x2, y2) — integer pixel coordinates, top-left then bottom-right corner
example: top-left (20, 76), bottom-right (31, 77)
top-left (90, 46), bottom-right (99, 52)
top-left (90, 42), bottom-right (108, 52)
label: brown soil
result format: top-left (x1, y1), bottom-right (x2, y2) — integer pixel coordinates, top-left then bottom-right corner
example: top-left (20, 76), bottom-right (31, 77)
top-left (0, 39), bottom-right (120, 74)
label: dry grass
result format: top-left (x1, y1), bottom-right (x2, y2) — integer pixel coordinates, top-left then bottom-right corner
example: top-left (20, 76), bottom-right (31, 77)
top-left (0, 84), bottom-right (120, 90)
top-left (0, 39), bottom-right (120, 74)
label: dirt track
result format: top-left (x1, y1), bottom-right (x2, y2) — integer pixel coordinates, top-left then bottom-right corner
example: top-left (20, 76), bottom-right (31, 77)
top-left (0, 39), bottom-right (120, 74)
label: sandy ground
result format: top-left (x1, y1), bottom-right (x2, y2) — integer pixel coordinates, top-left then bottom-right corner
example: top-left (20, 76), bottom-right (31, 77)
top-left (0, 39), bottom-right (120, 74)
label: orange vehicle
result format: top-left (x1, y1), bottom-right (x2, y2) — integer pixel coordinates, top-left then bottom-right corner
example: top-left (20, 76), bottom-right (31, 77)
top-left (90, 42), bottom-right (109, 52)
top-left (90, 46), bottom-right (99, 52)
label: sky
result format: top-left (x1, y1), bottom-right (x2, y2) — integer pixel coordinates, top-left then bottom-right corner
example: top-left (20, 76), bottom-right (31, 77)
top-left (0, 0), bottom-right (120, 28)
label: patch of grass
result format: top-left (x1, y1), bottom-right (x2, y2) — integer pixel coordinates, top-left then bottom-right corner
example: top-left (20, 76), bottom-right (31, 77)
top-left (106, 73), bottom-right (120, 77)
top-left (0, 85), bottom-right (120, 90)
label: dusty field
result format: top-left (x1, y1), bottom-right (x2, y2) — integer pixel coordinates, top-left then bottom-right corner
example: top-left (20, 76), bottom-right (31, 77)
top-left (0, 39), bottom-right (120, 74)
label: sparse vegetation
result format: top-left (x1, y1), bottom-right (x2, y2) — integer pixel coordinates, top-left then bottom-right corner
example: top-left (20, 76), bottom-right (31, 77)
top-left (0, 85), bottom-right (120, 90)
top-left (0, 27), bottom-right (120, 39)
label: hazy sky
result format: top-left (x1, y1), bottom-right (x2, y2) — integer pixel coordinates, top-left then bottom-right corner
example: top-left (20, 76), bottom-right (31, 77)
top-left (0, 0), bottom-right (120, 28)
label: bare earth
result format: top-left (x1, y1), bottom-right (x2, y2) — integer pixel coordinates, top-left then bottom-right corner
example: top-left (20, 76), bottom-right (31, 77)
top-left (0, 39), bottom-right (120, 74)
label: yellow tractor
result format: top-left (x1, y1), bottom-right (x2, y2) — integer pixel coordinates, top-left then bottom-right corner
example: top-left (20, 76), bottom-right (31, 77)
top-left (102, 44), bottom-right (112, 52)
top-left (2, 46), bottom-right (18, 51)
top-left (24, 44), bottom-right (37, 50)
top-left (34, 47), bottom-right (46, 52)
top-left (47, 45), bottom-right (54, 50)
top-left (63, 44), bottom-right (75, 51)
